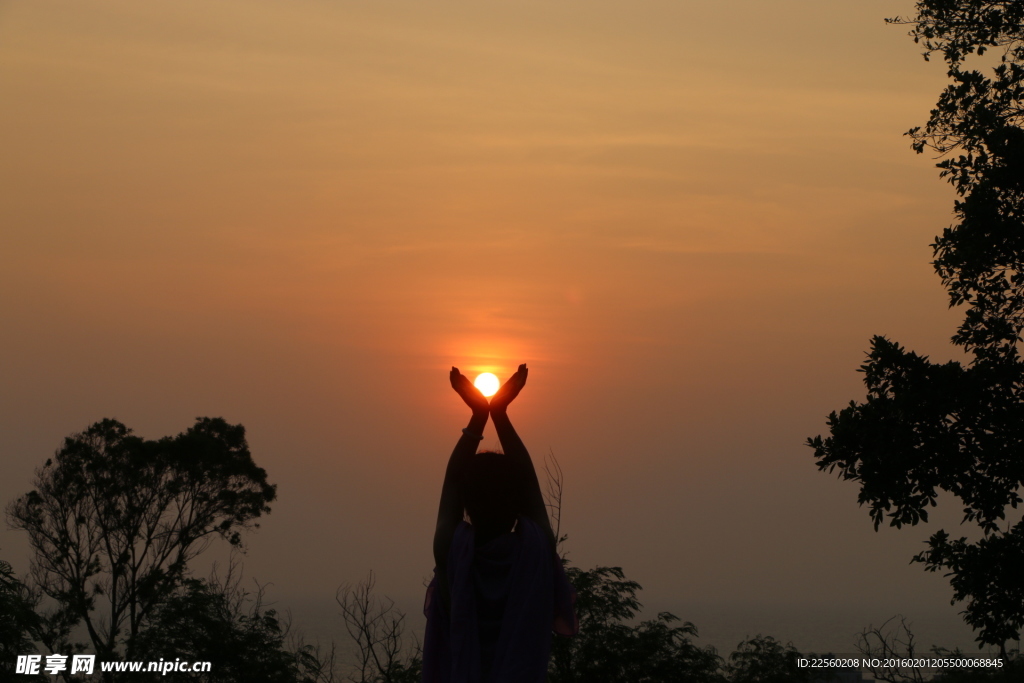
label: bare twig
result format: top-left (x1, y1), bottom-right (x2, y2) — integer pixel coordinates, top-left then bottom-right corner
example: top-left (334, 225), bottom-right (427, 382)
top-left (543, 449), bottom-right (567, 555)
top-left (336, 572), bottom-right (418, 683)
top-left (855, 615), bottom-right (926, 683)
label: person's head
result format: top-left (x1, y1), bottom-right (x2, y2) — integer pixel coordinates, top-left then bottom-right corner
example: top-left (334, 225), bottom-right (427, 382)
top-left (459, 451), bottom-right (528, 534)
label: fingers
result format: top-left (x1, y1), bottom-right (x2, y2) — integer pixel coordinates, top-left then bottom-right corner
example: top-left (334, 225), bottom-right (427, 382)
top-left (450, 366), bottom-right (489, 413)
top-left (452, 364), bottom-right (527, 410)
top-left (509, 363), bottom-right (527, 390)
top-left (504, 364), bottom-right (527, 386)
top-left (490, 363), bottom-right (528, 412)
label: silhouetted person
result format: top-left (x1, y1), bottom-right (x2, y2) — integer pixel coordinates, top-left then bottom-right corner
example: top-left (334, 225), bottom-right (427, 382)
top-left (422, 364), bottom-right (577, 683)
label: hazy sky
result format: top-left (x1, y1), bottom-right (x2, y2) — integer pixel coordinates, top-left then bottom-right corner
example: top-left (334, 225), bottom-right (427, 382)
top-left (0, 0), bottom-right (987, 652)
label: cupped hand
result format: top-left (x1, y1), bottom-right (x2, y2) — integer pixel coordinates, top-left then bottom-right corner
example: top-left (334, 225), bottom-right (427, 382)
top-left (450, 367), bottom-right (490, 416)
top-left (489, 363), bottom-right (528, 413)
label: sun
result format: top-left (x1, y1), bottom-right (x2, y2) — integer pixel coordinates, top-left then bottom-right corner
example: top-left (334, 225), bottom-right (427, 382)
top-left (474, 372), bottom-right (500, 397)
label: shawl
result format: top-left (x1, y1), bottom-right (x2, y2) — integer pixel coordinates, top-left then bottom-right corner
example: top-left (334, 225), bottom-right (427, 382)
top-left (422, 517), bottom-right (578, 683)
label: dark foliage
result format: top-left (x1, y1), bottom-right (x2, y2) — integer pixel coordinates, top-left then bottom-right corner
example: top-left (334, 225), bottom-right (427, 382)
top-left (0, 557), bottom-right (47, 682)
top-left (727, 635), bottom-right (815, 683)
top-left (897, 1), bottom-right (1024, 362)
top-left (548, 565), bottom-right (724, 683)
top-left (131, 577), bottom-right (301, 683)
top-left (810, 0), bottom-right (1024, 651)
top-left (6, 418), bottom-right (277, 669)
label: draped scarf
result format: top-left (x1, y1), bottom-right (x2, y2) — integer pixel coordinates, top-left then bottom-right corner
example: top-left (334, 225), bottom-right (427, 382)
top-left (422, 517), bottom-right (578, 683)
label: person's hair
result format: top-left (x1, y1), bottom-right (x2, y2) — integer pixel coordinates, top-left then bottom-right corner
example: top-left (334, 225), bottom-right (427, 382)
top-left (459, 451), bottom-right (528, 537)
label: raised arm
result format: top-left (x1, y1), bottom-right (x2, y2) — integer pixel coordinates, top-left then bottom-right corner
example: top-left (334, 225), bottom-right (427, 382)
top-left (433, 368), bottom-right (489, 606)
top-left (489, 364), bottom-right (556, 548)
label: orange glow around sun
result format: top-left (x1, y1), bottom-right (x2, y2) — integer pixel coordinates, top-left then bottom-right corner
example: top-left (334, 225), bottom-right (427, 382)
top-left (474, 372), bottom-right (500, 397)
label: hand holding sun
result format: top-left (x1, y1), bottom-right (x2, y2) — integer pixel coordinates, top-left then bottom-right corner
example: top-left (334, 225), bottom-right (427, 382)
top-left (473, 373), bottom-right (500, 397)
top-left (488, 364), bottom-right (528, 414)
top-left (450, 367), bottom-right (490, 416)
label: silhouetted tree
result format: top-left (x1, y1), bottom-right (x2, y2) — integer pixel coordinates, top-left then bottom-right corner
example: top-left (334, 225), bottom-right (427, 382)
top-left (548, 565), bottom-right (723, 683)
top-left (809, 0), bottom-right (1024, 652)
top-left (856, 615), bottom-right (1020, 682)
top-left (855, 616), bottom-right (927, 683)
top-left (0, 556), bottom-right (46, 682)
top-left (7, 417), bottom-right (277, 676)
top-left (132, 565), bottom-right (314, 683)
top-left (727, 635), bottom-right (815, 683)
top-left (335, 572), bottom-right (421, 683)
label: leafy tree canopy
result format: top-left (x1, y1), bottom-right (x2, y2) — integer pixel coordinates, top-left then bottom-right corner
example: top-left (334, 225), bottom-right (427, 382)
top-left (810, 0), bottom-right (1024, 651)
top-left (0, 556), bottom-right (47, 682)
top-left (727, 635), bottom-right (815, 683)
top-left (7, 417), bottom-right (276, 665)
top-left (549, 565), bottom-right (724, 683)
top-left (132, 576), bottom-right (303, 683)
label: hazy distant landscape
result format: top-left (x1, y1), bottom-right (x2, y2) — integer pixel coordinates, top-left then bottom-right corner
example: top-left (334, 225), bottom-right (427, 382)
top-left (3, 0), bottom-right (1023, 680)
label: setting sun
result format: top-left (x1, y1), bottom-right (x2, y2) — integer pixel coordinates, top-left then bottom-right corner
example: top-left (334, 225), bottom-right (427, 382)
top-left (0, 0), bottom-right (989, 660)
top-left (474, 372), bottom-right (500, 397)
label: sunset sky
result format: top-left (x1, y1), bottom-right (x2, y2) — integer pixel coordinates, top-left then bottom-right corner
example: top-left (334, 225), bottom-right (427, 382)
top-left (0, 0), bottom-right (985, 651)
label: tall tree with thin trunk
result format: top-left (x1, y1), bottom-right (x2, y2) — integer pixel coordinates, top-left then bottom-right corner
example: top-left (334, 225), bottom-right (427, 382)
top-left (7, 417), bottom-right (276, 676)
